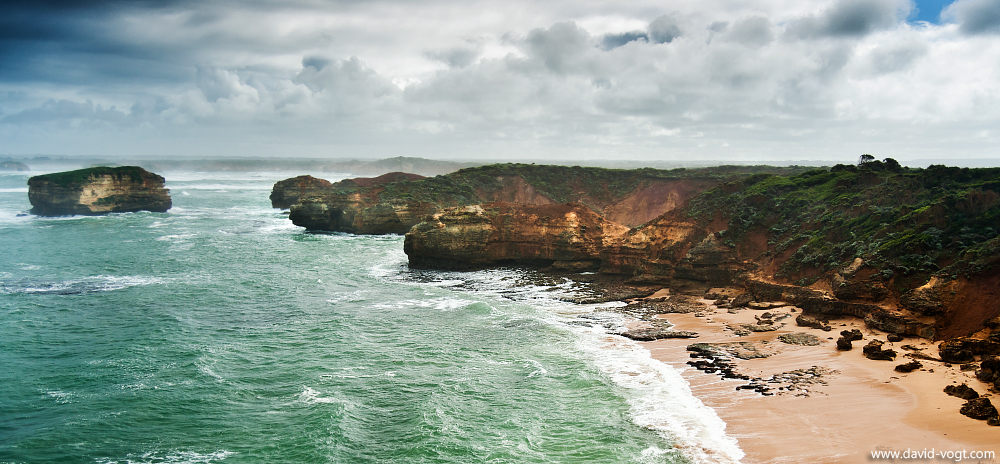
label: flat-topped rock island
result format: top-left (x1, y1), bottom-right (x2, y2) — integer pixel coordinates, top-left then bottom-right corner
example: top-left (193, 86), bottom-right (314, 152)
top-left (27, 166), bottom-right (172, 216)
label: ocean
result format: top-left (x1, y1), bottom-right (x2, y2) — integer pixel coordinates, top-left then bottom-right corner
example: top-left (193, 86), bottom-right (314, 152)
top-left (0, 170), bottom-right (742, 464)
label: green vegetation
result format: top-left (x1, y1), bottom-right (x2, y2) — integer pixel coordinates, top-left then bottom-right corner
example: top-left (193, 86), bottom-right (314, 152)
top-left (684, 159), bottom-right (1000, 285)
top-left (369, 163), bottom-right (816, 207)
top-left (29, 166), bottom-right (147, 186)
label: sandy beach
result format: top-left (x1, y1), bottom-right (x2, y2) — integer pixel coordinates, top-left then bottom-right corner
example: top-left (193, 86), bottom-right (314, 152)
top-left (638, 292), bottom-right (998, 464)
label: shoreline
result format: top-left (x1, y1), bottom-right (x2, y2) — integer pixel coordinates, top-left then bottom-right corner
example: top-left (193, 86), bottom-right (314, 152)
top-left (631, 293), bottom-right (998, 463)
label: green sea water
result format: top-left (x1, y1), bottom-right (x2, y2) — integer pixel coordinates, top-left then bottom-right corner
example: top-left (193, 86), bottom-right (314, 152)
top-left (0, 170), bottom-right (741, 464)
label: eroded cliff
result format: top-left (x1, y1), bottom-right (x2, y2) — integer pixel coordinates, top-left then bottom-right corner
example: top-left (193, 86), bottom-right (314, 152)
top-left (283, 164), bottom-right (803, 233)
top-left (404, 202), bottom-right (630, 270)
top-left (28, 166), bottom-right (171, 216)
top-left (402, 161), bottom-right (1000, 340)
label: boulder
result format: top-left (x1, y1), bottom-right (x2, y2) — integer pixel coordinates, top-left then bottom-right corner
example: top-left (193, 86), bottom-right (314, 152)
top-left (959, 397), bottom-right (998, 420)
top-left (841, 329), bottom-right (863, 341)
top-left (944, 384), bottom-right (980, 400)
top-left (796, 314), bottom-right (831, 331)
top-left (269, 175), bottom-right (332, 209)
top-left (836, 337), bottom-right (855, 351)
top-left (894, 360), bottom-right (922, 373)
top-left (863, 340), bottom-right (897, 361)
top-left (28, 166), bottom-right (171, 216)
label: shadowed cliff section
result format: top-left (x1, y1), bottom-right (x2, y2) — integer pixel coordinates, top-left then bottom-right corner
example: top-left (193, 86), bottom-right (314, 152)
top-left (284, 164), bottom-right (810, 234)
top-left (28, 166), bottom-right (171, 216)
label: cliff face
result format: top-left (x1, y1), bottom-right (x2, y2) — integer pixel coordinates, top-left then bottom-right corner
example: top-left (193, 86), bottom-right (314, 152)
top-left (290, 194), bottom-right (438, 234)
top-left (404, 202), bottom-right (629, 270)
top-left (281, 164), bottom-right (798, 234)
top-left (287, 172), bottom-right (436, 233)
top-left (401, 162), bottom-right (1000, 340)
top-left (270, 175), bottom-right (332, 209)
top-left (28, 166), bottom-right (171, 216)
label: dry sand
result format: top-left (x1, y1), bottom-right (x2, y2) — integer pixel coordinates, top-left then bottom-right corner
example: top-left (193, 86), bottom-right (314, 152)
top-left (639, 295), bottom-right (999, 463)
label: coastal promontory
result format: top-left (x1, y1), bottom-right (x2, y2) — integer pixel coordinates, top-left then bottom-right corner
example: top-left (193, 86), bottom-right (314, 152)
top-left (28, 166), bottom-right (172, 216)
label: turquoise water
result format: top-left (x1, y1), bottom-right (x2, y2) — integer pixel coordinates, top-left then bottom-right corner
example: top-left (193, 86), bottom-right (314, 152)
top-left (0, 170), bottom-right (740, 464)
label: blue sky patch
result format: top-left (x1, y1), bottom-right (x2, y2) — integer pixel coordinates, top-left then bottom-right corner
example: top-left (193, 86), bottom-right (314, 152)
top-left (911, 0), bottom-right (955, 23)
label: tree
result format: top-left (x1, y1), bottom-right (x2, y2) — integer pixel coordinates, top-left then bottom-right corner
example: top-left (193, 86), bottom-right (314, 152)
top-left (859, 154), bottom-right (875, 165)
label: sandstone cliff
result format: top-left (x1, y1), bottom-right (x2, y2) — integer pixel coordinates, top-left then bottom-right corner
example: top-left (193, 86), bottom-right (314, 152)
top-left (404, 202), bottom-right (629, 270)
top-left (282, 164), bottom-right (792, 233)
top-left (28, 166), bottom-right (171, 216)
top-left (401, 161), bottom-right (1000, 340)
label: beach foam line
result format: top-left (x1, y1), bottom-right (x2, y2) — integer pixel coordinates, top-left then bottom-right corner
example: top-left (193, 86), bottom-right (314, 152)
top-left (568, 323), bottom-right (745, 464)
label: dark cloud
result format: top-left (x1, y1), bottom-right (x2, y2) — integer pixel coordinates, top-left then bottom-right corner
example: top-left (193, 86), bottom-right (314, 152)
top-left (648, 14), bottom-right (682, 43)
top-left (725, 16), bottom-right (773, 47)
top-left (426, 47), bottom-right (481, 68)
top-left (600, 31), bottom-right (648, 50)
top-left (525, 22), bottom-right (590, 73)
top-left (787, 0), bottom-right (910, 38)
top-left (943, 0), bottom-right (1000, 34)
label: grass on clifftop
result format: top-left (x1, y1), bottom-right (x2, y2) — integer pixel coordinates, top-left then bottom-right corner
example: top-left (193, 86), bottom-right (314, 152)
top-left (29, 166), bottom-right (147, 186)
top-left (372, 163), bottom-right (816, 207)
top-left (683, 159), bottom-right (1000, 286)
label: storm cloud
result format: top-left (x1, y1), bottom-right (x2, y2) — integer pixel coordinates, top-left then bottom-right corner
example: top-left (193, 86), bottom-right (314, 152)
top-left (944, 0), bottom-right (1000, 34)
top-left (1, 0), bottom-right (999, 163)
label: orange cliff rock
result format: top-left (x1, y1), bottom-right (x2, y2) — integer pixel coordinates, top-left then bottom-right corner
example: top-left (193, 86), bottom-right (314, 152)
top-left (404, 202), bottom-right (629, 270)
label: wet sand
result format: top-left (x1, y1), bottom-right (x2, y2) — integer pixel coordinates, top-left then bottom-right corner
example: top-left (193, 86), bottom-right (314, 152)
top-left (640, 296), bottom-right (998, 463)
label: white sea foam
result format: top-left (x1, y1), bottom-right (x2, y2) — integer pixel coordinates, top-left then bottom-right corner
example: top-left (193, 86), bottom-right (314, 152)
top-left (0, 187), bottom-right (28, 193)
top-left (567, 323), bottom-right (744, 464)
top-left (523, 359), bottom-right (548, 378)
top-left (325, 290), bottom-right (369, 304)
top-left (373, 296), bottom-right (477, 312)
top-left (95, 450), bottom-right (235, 464)
top-left (45, 390), bottom-right (75, 404)
top-left (394, 265), bottom-right (745, 464)
top-left (299, 386), bottom-right (341, 404)
top-left (1, 275), bottom-right (167, 295)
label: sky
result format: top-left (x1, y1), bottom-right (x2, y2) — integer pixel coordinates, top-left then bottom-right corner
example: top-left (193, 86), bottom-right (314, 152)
top-left (2, 0), bottom-right (1000, 165)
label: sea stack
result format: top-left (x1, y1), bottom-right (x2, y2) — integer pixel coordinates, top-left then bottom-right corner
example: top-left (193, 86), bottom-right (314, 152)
top-left (27, 166), bottom-right (172, 216)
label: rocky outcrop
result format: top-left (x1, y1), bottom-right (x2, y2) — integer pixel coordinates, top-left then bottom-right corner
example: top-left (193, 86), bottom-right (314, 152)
top-left (938, 337), bottom-right (1000, 364)
top-left (404, 202), bottom-right (629, 270)
top-left (959, 397), bottom-right (998, 420)
top-left (291, 195), bottom-right (437, 234)
top-left (283, 164), bottom-right (738, 234)
top-left (284, 172), bottom-right (440, 233)
top-left (269, 175), bottom-right (332, 209)
top-left (28, 166), bottom-right (171, 216)
top-left (862, 340), bottom-right (897, 361)
top-left (284, 172), bottom-right (434, 233)
top-left (944, 384), bottom-right (980, 400)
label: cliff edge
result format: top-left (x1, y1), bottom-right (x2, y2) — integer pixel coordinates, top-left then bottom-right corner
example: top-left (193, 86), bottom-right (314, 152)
top-left (403, 160), bottom-right (1000, 340)
top-left (28, 166), bottom-right (172, 216)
